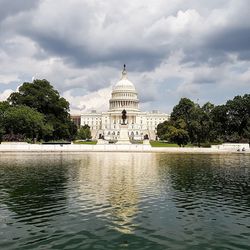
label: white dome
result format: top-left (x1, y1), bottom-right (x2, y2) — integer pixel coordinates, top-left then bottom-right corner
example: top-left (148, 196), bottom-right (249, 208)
top-left (113, 68), bottom-right (136, 91)
top-left (109, 66), bottom-right (139, 111)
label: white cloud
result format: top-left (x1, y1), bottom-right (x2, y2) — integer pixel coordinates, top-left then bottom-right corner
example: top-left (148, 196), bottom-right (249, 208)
top-left (0, 74), bottom-right (20, 84)
top-left (0, 89), bottom-right (13, 101)
top-left (63, 86), bottom-right (112, 114)
top-left (146, 9), bottom-right (204, 39)
top-left (0, 0), bottom-right (249, 113)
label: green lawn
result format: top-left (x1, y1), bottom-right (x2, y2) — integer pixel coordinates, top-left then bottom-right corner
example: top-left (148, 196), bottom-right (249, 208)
top-left (150, 141), bottom-right (197, 147)
top-left (150, 141), bottom-right (179, 147)
top-left (73, 141), bottom-right (97, 145)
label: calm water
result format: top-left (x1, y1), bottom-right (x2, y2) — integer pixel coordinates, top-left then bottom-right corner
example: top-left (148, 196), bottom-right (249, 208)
top-left (0, 153), bottom-right (249, 250)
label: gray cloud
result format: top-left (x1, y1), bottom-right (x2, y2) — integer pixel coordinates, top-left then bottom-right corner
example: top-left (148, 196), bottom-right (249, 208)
top-left (208, 27), bottom-right (250, 51)
top-left (3, 0), bottom-right (250, 69)
top-left (0, 0), bottom-right (249, 113)
top-left (0, 0), bottom-right (40, 22)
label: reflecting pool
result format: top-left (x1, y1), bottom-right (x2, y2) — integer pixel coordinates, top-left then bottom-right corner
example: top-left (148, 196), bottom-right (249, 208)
top-left (0, 153), bottom-right (249, 249)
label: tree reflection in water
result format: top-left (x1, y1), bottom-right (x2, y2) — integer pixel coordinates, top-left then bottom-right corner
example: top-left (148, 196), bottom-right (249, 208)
top-left (0, 154), bottom-right (70, 224)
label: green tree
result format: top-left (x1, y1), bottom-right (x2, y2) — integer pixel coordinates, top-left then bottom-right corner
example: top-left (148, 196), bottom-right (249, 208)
top-left (171, 98), bottom-right (197, 142)
top-left (0, 101), bottom-right (10, 142)
top-left (210, 95), bottom-right (250, 142)
top-left (157, 120), bottom-right (173, 140)
top-left (243, 119), bottom-right (250, 142)
top-left (171, 98), bottom-right (206, 144)
top-left (201, 102), bottom-right (216, 142)
top-left (8, 79), bottom-right (77, 141)
top-left (156, 118), bottom-right (190, 147)
top-left (189, 106), bottom-right (211, 146)
top-left (3, 105), bottom-right (46, 142)
top-left (171, 98), bottom-right (195, 123)
top-left (169, 127), bottom-right (189, 147)
top-left (226, 94), bottom-right (250, 141)
top-left (159, 98), bottom-right (221, 145)
top-left (210, 104), bottom-right (228, 141)
top-left (76, 125), bottom-right (92, 140)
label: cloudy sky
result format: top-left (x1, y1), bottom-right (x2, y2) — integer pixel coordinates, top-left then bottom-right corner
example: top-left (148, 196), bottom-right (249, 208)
top-left (0, 0), bottom-right (249, 114)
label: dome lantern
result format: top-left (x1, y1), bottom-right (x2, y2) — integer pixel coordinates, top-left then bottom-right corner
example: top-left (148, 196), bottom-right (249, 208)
top-left (121, 64), bottom-right (127, 80)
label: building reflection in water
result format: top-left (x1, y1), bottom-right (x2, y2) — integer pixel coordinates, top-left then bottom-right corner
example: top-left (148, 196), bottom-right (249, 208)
top-left (76, 152), bottom-right (159, 234)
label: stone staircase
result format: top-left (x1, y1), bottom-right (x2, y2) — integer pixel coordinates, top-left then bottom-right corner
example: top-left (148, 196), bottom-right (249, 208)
top-left (91, 130), bottom-right (100, 140)
top-left (147, 130), bottom-right (156, 140)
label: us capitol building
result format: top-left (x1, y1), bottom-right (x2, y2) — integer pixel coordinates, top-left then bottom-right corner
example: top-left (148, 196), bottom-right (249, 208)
top-left (80, 66), bottom-right (169, 141)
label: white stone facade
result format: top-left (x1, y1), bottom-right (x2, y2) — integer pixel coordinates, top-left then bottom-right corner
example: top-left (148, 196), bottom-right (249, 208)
top-left (81, 67), bottom-right (170, 140)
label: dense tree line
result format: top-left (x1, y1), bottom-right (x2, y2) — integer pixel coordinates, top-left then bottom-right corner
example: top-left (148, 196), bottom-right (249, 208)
top-left (157, 95), bottom-right (250, 146)
top-left (0, 79), bottom-right (77, 142)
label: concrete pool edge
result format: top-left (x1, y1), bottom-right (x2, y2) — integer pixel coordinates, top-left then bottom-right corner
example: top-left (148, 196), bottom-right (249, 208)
top-left (0, 144), bottom-right (249, 154)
